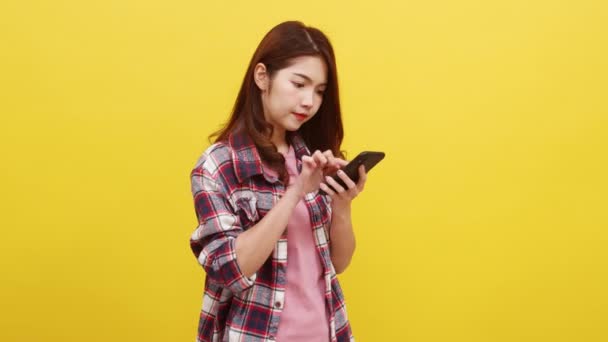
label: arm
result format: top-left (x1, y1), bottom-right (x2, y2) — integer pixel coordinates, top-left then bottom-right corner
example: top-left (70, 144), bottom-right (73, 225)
top-left (190, 150), bottom-right (326, 292)
top-left (190, 158), bottom-right (258, 294)
top-left (234, 185), bottom-right (303, 277)
top-left (319, 164), bottom-right (367, 274)
top-left (329, 204), bottom-right (356, 274)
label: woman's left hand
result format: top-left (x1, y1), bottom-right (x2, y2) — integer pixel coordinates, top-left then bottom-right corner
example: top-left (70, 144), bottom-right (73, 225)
top-left (319, 157), bottom-right (367, 210)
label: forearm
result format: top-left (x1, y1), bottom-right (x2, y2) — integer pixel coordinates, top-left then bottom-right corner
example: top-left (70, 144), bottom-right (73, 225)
top-left (329, 205), bottom-right (356, 274)
top-left (235, 185), bottom-right (304, 277)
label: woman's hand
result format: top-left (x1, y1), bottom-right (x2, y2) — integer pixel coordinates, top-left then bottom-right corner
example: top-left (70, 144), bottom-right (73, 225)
top-left (319, 163), bottom-right (367, 211)
top-left (320, 156), bottom-right (364, 274)
top-left (293, 150), bottom-right (332, 196)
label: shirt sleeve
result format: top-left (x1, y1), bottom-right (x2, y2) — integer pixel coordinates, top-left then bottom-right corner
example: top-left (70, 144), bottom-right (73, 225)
top-left (189, 153), bottom-right (256, 294)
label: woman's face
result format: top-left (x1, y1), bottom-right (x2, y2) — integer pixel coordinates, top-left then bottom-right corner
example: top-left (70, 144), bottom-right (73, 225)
top-left (256, 55), bottom-right (328, 134)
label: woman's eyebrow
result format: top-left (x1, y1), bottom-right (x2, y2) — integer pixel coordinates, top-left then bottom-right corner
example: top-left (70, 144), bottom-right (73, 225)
top-left (293, 72), bottom-right (327, 86)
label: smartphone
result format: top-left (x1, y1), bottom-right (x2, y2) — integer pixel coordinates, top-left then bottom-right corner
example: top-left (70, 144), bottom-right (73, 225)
top-left (319, 151), bottom-right (385, 195)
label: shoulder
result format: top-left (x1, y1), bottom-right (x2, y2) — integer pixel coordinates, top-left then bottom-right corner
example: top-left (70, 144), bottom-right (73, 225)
top-left (192, 142), bottom-right (234, 174)
top-left (190, 142), bottom-right (240, 191)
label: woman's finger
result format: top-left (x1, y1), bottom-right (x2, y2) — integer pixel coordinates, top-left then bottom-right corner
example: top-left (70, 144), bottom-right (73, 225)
top-left (302, 156), bottom-right (318, 170)
top-left (335, 158), bottom-right (349, 168)
top-left (336, 170), bottom-right (357, 190)
top-left (319, 183), bottom-right (336, 196)
top-left (325, 175), bottom-right (345, 194)
top-left (312, 150), bottom-right (328, 169)
top-left (322, 150), bottom-right (340, 170)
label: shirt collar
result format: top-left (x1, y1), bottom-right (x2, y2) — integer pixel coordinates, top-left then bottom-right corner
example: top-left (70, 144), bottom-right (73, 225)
top-left (228, 131), bottom-right (310, 184)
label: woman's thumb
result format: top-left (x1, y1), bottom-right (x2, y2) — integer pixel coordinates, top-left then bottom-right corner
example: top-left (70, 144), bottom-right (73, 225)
top-left (302, 156), bottom-right (317, 170)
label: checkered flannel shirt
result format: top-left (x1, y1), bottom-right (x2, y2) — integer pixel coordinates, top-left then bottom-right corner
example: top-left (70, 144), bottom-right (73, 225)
top-left (189, 131), bottom-right (354, 342)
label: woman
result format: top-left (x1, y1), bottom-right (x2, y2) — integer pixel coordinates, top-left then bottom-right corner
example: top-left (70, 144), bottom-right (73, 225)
top-left (190, 21), bottom-right (366, 342)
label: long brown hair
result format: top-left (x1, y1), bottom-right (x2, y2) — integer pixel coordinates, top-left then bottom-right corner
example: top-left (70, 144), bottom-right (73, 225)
top-left (210, 21), bottom-right (344, 183)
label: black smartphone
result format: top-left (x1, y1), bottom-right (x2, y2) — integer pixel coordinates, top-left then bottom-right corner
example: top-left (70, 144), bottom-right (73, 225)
top-left (319, 151), bottom-right (385, 195)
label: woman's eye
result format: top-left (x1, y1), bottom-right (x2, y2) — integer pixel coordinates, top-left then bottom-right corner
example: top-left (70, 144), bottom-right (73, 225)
top-left (292, 82), bottom-right (305, 88)
top-left (317, 89), bottom-right (326, 95)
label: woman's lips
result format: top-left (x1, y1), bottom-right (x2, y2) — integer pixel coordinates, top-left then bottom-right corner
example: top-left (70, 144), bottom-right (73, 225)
top-left (292, 113), bottom-right (308, 121)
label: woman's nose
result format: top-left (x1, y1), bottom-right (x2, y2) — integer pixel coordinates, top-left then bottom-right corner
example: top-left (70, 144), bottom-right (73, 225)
top-left (300, 90), bottom-right (314, 108)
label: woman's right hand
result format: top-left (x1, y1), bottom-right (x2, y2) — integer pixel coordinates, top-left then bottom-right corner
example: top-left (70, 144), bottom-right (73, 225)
top-left (293, 150), bottom-right (332, 196)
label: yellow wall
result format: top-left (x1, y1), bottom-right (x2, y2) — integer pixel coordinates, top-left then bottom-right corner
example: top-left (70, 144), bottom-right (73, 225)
top-left (1, 0), bottom-right (607, 341)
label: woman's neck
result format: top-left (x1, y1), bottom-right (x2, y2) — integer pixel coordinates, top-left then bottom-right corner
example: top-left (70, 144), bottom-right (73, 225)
top-left (271, 127), bottom-right (289, 154)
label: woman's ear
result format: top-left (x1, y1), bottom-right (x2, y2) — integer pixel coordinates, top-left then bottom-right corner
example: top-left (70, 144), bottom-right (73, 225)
top-left (253, 63), bottom-right (269, 92)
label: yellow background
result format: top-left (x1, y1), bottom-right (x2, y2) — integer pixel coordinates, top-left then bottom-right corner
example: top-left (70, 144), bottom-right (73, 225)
top-left (1, 0), bottom-right (607, 341)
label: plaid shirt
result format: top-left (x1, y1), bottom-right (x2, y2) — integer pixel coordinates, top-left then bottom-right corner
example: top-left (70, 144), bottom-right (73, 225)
top-left (189, 131), bottom-right (354, 342)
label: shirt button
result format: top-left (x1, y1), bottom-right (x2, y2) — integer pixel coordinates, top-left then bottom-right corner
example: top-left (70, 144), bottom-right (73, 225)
top-left (274, 301), bottom-right (282, 309)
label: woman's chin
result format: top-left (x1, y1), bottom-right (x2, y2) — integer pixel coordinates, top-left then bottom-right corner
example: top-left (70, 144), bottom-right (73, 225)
top-left (284, 121), bottom-right (304, 132)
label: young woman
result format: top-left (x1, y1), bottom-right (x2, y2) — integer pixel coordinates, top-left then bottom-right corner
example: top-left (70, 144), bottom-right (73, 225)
top-left (189, 21), bottom-right (367, 342)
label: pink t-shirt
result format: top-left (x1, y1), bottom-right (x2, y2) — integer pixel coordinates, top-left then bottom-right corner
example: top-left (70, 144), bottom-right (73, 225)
top-left (274, 145), bottom-right (330, 342)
